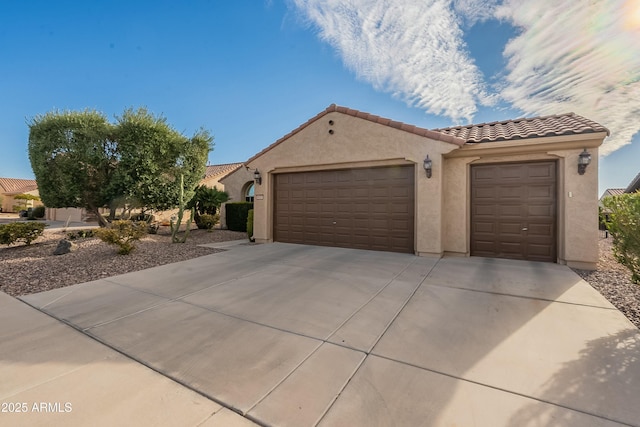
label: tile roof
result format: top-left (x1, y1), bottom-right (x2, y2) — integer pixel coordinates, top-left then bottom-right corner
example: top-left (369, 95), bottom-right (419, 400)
top-left (604, 188), bottom-right (626, 197)
top-left (0, 177), bottom-right (38, 195)
top-left (203, 163), bottom-right (243, 179)
top-left (625, 172), bottom-right (640, 193)
top-left (246, 104), bottom-right (466, 164)
top-left (434, 112), bottom-right (609, 143)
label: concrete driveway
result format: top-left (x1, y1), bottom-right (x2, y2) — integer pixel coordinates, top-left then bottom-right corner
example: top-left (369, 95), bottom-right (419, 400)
top-left (13, 242), bottom-right (640, 426)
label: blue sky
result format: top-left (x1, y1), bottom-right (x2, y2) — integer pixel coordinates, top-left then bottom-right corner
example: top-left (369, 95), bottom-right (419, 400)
top-left (1, 0), bottom-right (639, 196)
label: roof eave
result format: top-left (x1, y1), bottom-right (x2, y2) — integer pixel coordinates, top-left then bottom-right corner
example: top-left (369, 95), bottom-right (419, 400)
top-left (246, 104), bottom-right (465, 165)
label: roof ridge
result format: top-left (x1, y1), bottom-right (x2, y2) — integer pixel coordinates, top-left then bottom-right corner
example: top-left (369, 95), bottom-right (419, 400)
top-left (245, 104), bottom-right (465, 164)
top-left (433, 112), bottom-right (580, 131)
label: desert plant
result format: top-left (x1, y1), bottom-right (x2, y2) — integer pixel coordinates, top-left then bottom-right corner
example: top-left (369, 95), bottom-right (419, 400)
top-left (13, 193), bottom-right (40, 211)
top-left (247, 209), bottom-right (254, 241)
top-left (94, 220), bottom-right (147, 254)
top-left (66, 229), bottom-right (95, 240)
top-left (32, 205), bottom-right (46, 218)
top-left (0, 222), bottom-right (47, 246)
top-left (225, 202), bottom-right (253, 232)
top-left (602, 193), bottom-right (640, 284)
top-left (170, 174), bottom-right (194, 243)
top-left (188, 185), bottom-right (229, 216)
top-left (196, 213), bottom-right (219, 231)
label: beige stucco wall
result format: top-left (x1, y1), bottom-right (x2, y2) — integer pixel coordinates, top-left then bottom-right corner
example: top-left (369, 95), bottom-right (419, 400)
top-left (2, 190), bottom-right (43, 213)
top-left (246, 111), bottom-right (459, 255)
top-left (218, 167), bottom-right (254, 229)
top-left (443, 133), bottom-right (605, 269)
top-left (46, 207), bottom-right (84, 222)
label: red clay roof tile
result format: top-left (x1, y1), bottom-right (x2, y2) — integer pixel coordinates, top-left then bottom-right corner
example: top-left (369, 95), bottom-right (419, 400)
top-left (434, 112), bottom-right (609, 143)
top-left (0, 177), bottom-right (38, 195)
top-left (203, 163), bottom-right (243, 179)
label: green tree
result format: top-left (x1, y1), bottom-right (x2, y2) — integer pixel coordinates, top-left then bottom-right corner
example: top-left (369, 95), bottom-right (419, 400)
top-left (28, 110), bottom-right (116, 227)
top-left (109, 108), bottom-right (211, 213)
top-left (602, 192), bottom-right (640, 284)
top-left (187, 185), bottom-right (230, 216)
top-left (12, 193), bottom-right (40, 211)
top-left (28, 108), bottom-right (212, 227)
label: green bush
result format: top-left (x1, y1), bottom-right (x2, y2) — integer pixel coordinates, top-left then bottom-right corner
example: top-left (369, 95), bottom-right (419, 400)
top-left (196, 213), bottom-right (219, 231)
top-left (602, 193), bottom-right (640, 284)
top-left (94, 220), bottom-right (147, 255)
top-left (226, 202), bottom-right (254, 232)
top-left (67, 229), bottom-right (95, 240)
top-left (32, 205), bottom-right (46, 218)
top-left (247, 209), bottom-right (254, 241)
top-left (0, 222), bottom-right (47, 246)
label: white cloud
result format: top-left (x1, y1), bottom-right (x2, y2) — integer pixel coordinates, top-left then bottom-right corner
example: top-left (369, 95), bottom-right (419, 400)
top-left (290, 0), bottom-right (492, 123)
top-left (495, 0), bottom-right (640, 155)
top-left (453, 0), bottom-right (497, 26)
top-left (290, 0), bottom-right (640, 155)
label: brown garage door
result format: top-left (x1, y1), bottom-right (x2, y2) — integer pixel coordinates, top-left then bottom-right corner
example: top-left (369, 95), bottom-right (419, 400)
top-left (471, 161), bottom-right (557, 262)
top-left (274, 165), bottom-right (414, 253)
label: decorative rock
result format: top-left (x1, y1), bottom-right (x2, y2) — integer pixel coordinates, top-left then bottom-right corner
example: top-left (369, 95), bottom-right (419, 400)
top-left (53, 239), bottom-right (77, 255)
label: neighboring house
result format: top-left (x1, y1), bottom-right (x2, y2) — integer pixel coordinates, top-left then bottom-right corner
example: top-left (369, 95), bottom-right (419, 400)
top-left (0, 177), bottom-right (41, 213)
top-left (202, 162), bottom-right (244, 190)
top-left (245, 104), bottom-right (609, 270)
top-left (599, 188), bottom-right (625, 208)
top-left (624, 171), bottom-right (640, 193)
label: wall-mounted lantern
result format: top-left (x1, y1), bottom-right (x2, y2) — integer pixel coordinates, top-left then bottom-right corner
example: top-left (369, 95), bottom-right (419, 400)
top-left (254, 169), bottom-right (262, 185)
top-left (423, 155), bottom-right (432, 179)
top-left (578, 149), bottom-right (591, 175)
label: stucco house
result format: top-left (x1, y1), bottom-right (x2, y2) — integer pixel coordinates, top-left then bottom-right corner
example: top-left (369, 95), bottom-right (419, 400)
top-left (244, 104), bottom-right (608, 270)
top-left (0, 177), bottom-right (41, 213)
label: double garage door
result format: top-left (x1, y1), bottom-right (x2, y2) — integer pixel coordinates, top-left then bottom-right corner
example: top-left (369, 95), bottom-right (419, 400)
top-left (274, 165), bottom-right (414, 253)
top-left (273, 161), bottom-right (556, 262)
top-left (471, 161), bottom-right (557, 262)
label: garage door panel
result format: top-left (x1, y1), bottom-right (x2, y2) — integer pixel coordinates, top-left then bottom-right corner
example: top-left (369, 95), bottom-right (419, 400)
top-left (471, 162), bottom-right (556, 262)
top-left (528, 204), bottom-right (554, 217)
top-left (274, 166), bottom-right (414, 253)
top-left (527, 163), bottom-right (555, 180)
top-left (499, 165), bottom-right (526, 180)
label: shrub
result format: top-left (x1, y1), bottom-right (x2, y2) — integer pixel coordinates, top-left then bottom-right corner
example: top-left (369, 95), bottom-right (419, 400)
top-left (0, 222), bottom-right (47, 246)
top-left (247, 209), bottom-right (254, 241)
top-left (94, 220), bottom-right (147, 255)
top-left (32, 205), bottom-right (46, 218)
top-left (602, 193), bottom-right (640, 284)
top-left (196, 213), bottom-right (219, 231)
top-left (226, 202), bottom-right (254, 232)
top-left (67, 229), bottom-right (95, 240)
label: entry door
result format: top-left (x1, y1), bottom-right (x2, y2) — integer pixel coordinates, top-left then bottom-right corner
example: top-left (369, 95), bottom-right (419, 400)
top-left (471, 161), bottom-right (557, 262)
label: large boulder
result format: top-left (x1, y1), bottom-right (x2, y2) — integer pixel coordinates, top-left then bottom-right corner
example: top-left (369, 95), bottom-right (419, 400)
top-left (53, 239), bottom-right (77, 255)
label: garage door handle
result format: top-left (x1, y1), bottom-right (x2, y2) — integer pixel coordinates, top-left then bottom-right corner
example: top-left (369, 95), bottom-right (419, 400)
top-left (522, 227), bottom-right (528, 231)
top-left (332, 221), bottom-right (337, 225)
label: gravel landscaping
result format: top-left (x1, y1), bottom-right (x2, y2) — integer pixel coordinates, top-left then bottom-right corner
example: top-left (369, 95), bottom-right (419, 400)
top-left (1, 226), bottom-right (638, 329)
top-left (572, 238), bottom-right (640, 329)
top-left (0, 226), bottom-right (246, 297)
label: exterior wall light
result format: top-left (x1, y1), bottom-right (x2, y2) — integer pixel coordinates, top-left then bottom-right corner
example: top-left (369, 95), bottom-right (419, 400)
top-left (423, 155), bottom-right (432, 179)
top-left (254, 169), bottom-right (262, 185)
top-left (578, 149), bottom-right (591, 175)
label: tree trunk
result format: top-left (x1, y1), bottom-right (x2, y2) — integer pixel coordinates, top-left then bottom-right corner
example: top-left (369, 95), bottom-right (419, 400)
top-left (90, 205), bottom-right (109, 227)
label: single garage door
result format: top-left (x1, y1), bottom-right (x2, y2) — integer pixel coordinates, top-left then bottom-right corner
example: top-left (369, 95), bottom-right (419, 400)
top-left (274, 165), bottom-right (414, 253)
top-left (471, 161), bottom-right (557, 262)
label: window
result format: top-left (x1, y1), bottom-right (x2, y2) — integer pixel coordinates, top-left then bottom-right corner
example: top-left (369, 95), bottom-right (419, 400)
top-left (245, 182), bottom-right (255, 202)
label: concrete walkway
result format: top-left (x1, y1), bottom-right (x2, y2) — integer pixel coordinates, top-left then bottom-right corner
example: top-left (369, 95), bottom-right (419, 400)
top-left (4, 242), bottom-right (640, 426)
